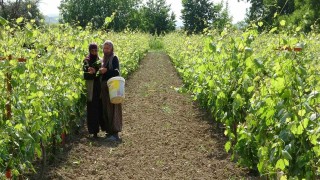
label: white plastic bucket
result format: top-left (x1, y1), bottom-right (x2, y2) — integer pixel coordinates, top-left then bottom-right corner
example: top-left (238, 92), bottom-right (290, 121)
top-left (107, 77), bottom-right (125, 104)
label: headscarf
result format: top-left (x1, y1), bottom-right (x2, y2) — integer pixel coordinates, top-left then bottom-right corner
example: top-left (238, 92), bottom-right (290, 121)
top-left (102, 40), bottom-right (115, 70)
top-left (89, 43), bottom-right (98, 51)
top-left (86, 43), bottom-right (98, 61)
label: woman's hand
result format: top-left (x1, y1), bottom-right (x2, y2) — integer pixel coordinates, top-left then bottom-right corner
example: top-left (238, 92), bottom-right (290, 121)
top-left (99, 68), bottom-right (107, 74)
top-left (88, 67), bottom-right (96, 74)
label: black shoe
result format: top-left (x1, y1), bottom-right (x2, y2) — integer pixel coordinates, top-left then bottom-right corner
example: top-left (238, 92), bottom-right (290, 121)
top-left (106, 134), bottom-right (121, 142)
top-left (93, 133), bottom-right (98, 139)
top-left (105, 133), bottom-right (112, 138)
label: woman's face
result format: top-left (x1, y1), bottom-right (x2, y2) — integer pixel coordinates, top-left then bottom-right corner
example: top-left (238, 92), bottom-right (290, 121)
top-left (90, 49), bottom-right (98, 56)
top-left (103, 44), bottom-right (113, 55)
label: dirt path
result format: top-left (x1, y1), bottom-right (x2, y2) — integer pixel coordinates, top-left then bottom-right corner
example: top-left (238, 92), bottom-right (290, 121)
top-left (39, 52), bottom-right (252, 179)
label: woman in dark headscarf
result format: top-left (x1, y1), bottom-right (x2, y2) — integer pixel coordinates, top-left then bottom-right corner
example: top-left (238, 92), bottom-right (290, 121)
top-left (83, 43), bottom-right (105, 138)
top-left (99, 40), bottom-right (123, 141)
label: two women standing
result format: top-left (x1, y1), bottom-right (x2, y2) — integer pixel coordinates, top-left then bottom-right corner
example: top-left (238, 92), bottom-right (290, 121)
top-left (83, 41), bottom-right (122, 141)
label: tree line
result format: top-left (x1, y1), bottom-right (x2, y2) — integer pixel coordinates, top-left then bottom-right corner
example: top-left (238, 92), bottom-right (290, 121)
top-left (0, 0), bottom-right (230, 34)
top-left (1, 0), bottom-right (319, 33)
top-left (59, 0), bottom-right (232, 34)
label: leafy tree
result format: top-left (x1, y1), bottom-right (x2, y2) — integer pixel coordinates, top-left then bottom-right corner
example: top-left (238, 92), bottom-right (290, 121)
top-left (59, 0), bottom-right (176, 33)
top-left (141, 0), bottom-right (176, 35)
top-left (212, 1), bottom-right (232, 31)
top-left (240, 0), bottom-right (320, 32)
top-left (0, 0), bottom-right (43, 21)
top-left (181, 0), bottom-right (231, 33)
top-left (59, 0), bottom-right (141, 31)
top-left (59, 0), bottom-right (103, 28)
top-left (286, 0), bottom-right (320, 32)
top-left (247, 0), bottom-right (294, 26)
top-left (109, 0), bottom-right (143, 31)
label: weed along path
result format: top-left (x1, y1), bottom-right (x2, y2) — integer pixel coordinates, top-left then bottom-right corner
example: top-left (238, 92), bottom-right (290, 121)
top-left (39, 52), bottom-right (252, 179)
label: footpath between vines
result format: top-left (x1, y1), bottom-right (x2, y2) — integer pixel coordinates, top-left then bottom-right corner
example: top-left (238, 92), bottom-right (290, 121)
top-left (33, 52), bottom-right (254, 179)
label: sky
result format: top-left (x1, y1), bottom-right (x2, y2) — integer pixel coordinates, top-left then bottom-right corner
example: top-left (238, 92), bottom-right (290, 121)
top-left (39, 0), bottom-right (251, 24)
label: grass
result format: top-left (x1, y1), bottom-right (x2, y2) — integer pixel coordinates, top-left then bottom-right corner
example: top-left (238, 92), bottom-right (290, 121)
top-left (149, 37), bottom-right (164, 50)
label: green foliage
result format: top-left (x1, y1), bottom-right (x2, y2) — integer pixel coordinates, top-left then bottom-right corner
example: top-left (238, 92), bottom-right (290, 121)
top-left (242, 0), bottom-right (320, 32)
top-left (0, 0), bottom-right (43, 23)
top-left (141, 0), bottom-right (176, 35)
top-left (164, 24), bottom-right (320, 178)
top-left (0, 18), bottom-right (149, 178)
top-left (149, 37), bottom-right (164, 50)
top-left (59, 0), bottom-right (142, 30)
top-left (181, 0), bottom-right (231, 34)
top-left (59, 0), bottom-right (176, 34)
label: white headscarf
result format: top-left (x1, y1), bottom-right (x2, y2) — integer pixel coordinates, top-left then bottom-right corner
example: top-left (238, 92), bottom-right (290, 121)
top-left (102, 40), bottom-right (114, 70)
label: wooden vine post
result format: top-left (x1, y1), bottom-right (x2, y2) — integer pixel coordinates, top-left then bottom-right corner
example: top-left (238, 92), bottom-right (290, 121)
top-left (0, 55), bottom-right (27, 120)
